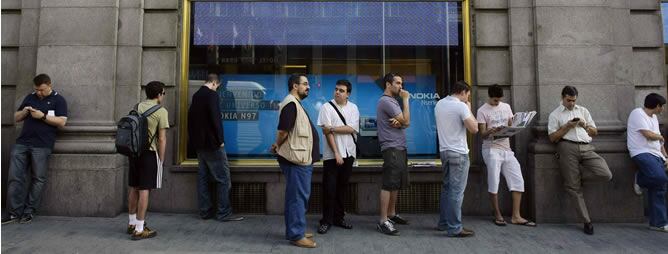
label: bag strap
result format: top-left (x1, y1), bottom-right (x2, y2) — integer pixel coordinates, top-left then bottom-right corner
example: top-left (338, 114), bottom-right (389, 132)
top-left (141, 104), bottom-right (162, 151)
top-left (327, 101), bottom-right (357, 144)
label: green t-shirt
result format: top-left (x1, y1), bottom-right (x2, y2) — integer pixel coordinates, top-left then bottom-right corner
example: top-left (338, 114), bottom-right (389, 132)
top-left (137, 99), bottom-right (169, 151)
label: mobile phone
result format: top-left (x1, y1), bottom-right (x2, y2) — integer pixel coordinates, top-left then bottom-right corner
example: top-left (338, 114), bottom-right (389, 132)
top-left (570, 117), bottom-right (580, 122)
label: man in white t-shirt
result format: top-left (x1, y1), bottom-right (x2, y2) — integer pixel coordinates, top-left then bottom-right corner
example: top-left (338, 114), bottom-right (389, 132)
top-left (435, 81), bottom-right (478, 237)
top-left (627, 93), bottom-right (668, 233)
top-left (316, 79), bottom-right (359, 234)
top-left (476, 84), bottom-right (535, 227)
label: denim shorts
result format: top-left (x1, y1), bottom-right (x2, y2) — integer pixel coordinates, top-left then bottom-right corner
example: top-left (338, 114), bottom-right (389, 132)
top-left (381, 148), bottom-right (409, 191)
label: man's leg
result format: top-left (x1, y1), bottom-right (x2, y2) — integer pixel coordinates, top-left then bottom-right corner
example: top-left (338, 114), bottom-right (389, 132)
top-left (633, 154), bottom-right (668, 228)
top-left (321, 159), bottom-right (338, 226)
top-left (196, 150), bottom-right (214, 219)
top-left (483, 148), bottom-right (503, 222)
top-left (128, 187), bottom-right (138, 215)
top-left (6, 144), bottom-right (30, 218)
top-left (379, 190), bottom-right (391, 222)
top-left (135, 189), bottom-right (150, 233)
top-left (557, 142), bottom-right (591, 223)
top-left (212, 147), bottom-right (235, 220)
top-left (334, 157), bottom-right (354, 223)
top-left (580, 145), bottom-right (612, 183)
top-left (388, 191), bottom-right (398, 217)
top-left (439, 151), bottom-right (471, 235)
top-left (500, 150), bottom-right (528, 223)
top-left (281, 163), bottom-right (312, 241)
top-left (23, 147), bottom-right (52, 216)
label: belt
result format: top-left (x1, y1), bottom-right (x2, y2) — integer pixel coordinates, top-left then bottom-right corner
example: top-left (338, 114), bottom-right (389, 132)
top-left (560, 139), bottom-right (589, 145)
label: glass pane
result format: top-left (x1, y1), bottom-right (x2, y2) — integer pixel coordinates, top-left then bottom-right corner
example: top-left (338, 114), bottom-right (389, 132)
top-left (187, 1), bottom-right (464, 159)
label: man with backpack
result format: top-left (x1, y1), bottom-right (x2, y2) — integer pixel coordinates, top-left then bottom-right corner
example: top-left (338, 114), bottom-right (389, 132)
top-left (188, 73), bottom-right (244, 222)
top-left (3, 74), bottom-right (68, 225)
top-left (125, 81), bottom-right (169, 240)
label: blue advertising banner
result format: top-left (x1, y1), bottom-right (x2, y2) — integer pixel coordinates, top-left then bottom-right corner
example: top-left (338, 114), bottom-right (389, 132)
top-left (218, 74), bottom-right (439, 157)
top-left (193, 2), bottom-right (459, 46)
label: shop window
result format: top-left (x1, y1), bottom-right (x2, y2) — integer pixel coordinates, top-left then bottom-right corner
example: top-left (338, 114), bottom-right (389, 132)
top-left (183, 1), bottom-right (466, 161)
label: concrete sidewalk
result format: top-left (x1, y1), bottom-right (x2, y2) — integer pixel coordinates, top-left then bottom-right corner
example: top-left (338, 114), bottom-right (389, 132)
top-left (2, 213), bottom-right (666, 253)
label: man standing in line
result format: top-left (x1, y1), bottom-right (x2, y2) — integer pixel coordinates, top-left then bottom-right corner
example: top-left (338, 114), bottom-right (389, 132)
top-left (316, 79), bottom-right (359, 234)
top-left (2, 74), bottom-right (68, 225)
top-left (376, 73), bottom-right (411, 236)
top-left (477, 84), bottom-right (535, 227)
top-left (188, 73), bottom-right (244, 222)
top-left (547, 85), bottom-right (612, 235)
top-left (270, 74), bottom-right (320, 248)
top-left (627, 93), bottom-right (668, 233)
top-left (434, 80), bottom-right (478, 237)
top-left (127, 81), bottom-right (170, 240)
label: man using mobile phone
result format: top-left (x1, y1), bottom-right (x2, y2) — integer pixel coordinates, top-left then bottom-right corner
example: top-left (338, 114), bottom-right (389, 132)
top-left (3, 74), bottom-right (68, 225)
top-left (547, 85), bottom-right (612, 235)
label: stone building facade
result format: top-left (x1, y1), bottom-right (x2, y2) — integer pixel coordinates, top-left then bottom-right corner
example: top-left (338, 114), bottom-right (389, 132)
top-left (1, 0), bottom-right (666, 222)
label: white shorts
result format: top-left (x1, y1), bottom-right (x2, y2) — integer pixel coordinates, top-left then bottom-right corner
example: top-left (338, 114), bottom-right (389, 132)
top-left (482, 148), bottom-right (524, 194)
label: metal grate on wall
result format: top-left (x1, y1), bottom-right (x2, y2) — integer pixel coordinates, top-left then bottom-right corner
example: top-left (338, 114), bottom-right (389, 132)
top-left (397, 183), bottom-right (440, 213)
top-left (307, 183), bottom-right (358, 214)
top-left (230, 183), bottom-right (266, 214)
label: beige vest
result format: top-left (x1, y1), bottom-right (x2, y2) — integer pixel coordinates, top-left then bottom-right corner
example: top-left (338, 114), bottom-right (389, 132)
top-left (277, 94), bottom-right (313, 165)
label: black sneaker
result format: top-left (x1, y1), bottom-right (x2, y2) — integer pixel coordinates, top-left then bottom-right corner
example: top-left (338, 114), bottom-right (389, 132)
top-left (19, 214), bottom-right (33, 224)
top-left (333, 219), bottom-right (353, 229)
top-left (584, 222), bottom-right (594, 235)
top-left (219, 214), bottom-right (245, 222)
top-left (388, 214), bottom-right (409, 225)
top-left (377, 220), bottom-right (399, 236)
top-left (317, 223), bottom-right (331, 234)
top-left (2, 214), bottom-right (19, 225)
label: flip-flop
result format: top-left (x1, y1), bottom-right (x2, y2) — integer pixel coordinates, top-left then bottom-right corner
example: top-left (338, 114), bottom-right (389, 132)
top-left (493, 219), bottom-right (507, 226)
top-left (511, 220), bottom-right (537, 227)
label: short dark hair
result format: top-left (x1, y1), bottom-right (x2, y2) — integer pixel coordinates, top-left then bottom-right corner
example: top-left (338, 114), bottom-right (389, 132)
top-left (145, 81), bottom-right (165, 99)
top-left (382, 73), bottom-right (402, 90)
top-left (33, 74), bottom-right (51, 86)
top-left (561, 86), bottom-right (578, 98)
top-left (488, 84), bottom-right (503, 98)
top-left (206, 72), bottom-right (219, 84)
top-left (450, 80), bottom-right (470, 95)
top-left (287, 73), bottom-right (307, 92)
top-left (644, 93), bottom-right (667, 109)
top-left (335, 79), bottom-right (352, 94)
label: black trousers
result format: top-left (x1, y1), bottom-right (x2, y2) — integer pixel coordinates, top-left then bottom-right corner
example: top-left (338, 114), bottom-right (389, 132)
top-left (320, 156), bottom-right (354, 225)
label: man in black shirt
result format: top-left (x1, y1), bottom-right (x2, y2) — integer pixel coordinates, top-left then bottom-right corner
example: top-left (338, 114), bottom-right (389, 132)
top-left (188, 73), bottom-right (244, 222)
top-left (3, 74), bottom-right (68, 225)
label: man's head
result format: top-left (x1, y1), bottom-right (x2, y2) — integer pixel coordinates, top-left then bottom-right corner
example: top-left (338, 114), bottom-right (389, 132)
top-left (561, 86), bottom-right (578, 110)
top-left (206, 72), bottom-right (220, 90)
top-left (334, 79), bottom-right (352, 104)
top-left (288, 73), bottom-right (309, 100)
top-left (383, 73), bottom-right (403, 96)
top-left (33, 74), bottom-right (52, 99)
top-left (487, 84), bottom-right (503, 106)
top-left (145, 81), bottom-right (166, 103)
top-left (644, 93), bottom-right (666, 115)
top-left (450, 80), bottom-right (471, 102)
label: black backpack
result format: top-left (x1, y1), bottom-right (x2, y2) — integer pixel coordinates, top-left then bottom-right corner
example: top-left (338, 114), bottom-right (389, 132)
top-left (115, 103), bottom-right (162, 157)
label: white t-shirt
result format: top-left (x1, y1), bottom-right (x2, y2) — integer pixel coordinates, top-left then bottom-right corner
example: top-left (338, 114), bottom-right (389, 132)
top-left (435, 96), bottom-right (471, 154)
top-left (317, 100), bottom-right (360, 160)
top-left (476, 102), bottom-right (513, 150)
top-left (627, 108), bottom-right (665, 160)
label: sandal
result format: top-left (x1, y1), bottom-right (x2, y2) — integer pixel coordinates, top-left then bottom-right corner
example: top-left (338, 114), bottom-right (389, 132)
top-left (511, 220), bottom-right (537, 227)
top-left (493, 218), bottom-right (507, 226)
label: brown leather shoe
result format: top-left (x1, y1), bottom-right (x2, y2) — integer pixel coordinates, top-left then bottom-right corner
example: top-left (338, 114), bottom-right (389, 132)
top-left (290, 238), bottom-right (317, 248)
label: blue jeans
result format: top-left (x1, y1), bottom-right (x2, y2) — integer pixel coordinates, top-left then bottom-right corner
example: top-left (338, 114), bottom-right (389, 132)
top-left (279, 162), bottom-right (312, 241)
top-left (632, 153), bottom-right (668, 227)
top-left (197, 147), bottom-right (233, 220)
top-left (6, 144), bottom-right (52, 216)
top-left (438, 150), bottom-right (470, 235)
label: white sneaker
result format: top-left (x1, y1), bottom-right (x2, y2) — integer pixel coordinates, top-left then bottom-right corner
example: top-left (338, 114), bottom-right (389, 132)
top-left (633, 173), bottom-right (642, 195)
top-left (649, 225), bottom-right (668, 232)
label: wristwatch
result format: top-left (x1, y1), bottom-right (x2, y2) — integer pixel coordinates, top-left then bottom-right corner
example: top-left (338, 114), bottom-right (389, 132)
top-left (41, 114), bottom-right (47, 121)
top-left (329, 127), bottom-right (335, 134)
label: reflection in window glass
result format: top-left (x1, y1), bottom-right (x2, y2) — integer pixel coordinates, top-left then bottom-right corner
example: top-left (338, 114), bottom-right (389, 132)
top-left (187, 2), bottom-right (465, 159)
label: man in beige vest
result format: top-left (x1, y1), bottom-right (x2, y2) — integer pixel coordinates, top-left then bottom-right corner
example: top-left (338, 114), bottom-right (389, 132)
top-left (271, 73), bottom-right (320, 248)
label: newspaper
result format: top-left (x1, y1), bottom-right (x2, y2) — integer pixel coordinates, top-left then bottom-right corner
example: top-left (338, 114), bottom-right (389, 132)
top-left (492, 111), bottom-right (537, 139)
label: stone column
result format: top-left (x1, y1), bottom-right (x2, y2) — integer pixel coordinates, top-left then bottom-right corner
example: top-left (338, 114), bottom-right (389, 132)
top-left (34, 0), bottom-right (124, 217)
